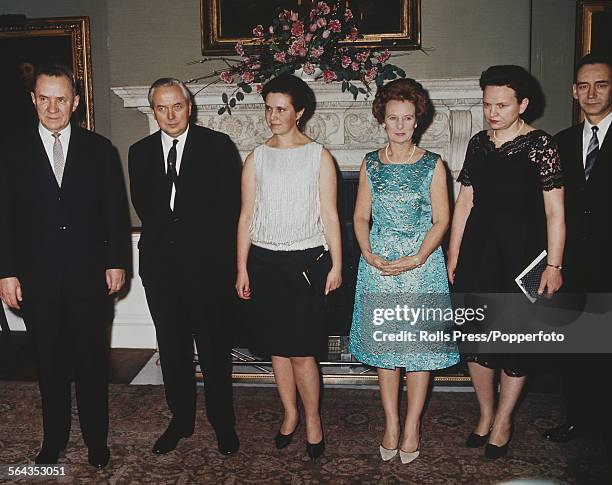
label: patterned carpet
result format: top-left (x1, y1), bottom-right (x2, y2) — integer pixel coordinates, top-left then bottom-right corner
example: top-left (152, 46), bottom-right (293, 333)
top-left (0, 382), bottom-right (609, 484)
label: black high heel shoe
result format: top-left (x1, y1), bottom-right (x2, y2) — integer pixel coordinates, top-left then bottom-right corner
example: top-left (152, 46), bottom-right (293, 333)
top-left (484, 424), bottom-right (514, 459)
top-left (274, 419), bottom-right (300, 449)
top-left (306, 438), bottom-right (325, 461)
top-left (465, 431), bottom-right (490, 448)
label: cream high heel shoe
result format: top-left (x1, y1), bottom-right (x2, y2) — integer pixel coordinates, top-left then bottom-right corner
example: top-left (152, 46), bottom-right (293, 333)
top-left (399, 446), bottom-right (420, 464)
top-left (379, 444), bottom-right (398, 461)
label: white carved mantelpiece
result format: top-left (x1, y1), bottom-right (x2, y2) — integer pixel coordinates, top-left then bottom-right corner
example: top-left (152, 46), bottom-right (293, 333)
top-left (112, 78), bottom-right (483, 191)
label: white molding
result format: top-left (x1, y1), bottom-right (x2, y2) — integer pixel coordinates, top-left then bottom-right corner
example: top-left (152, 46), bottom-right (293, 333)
top-left (112, 77), bottom-right (483, 184)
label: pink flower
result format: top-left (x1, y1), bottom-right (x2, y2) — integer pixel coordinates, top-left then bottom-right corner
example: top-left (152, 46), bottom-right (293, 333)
top-left (351, 61), bottom-right (360, 71)
top-left (356, 50), bottom-right (370, 63)
top-left (303, 62), bottom-right (315, 75)
top-left (344, 8), bottom-right (353, 21)
top-left (316, 17), bottom-right (327, 28)
top-left (256, 83), bottom-right (263, 93)
top-left (341, 55), bottom-right (351, 68)
top-left (322, 29), bottom-right (331, 39)
top-left (365, 66), bottom-right (378, 82)
top-left (273, 51), bottom-right (287, 63)
top-left (349, 27), bottom-right (358, 41)
top-left (252, 25), bottom-right (264, 38)
top-left (241, 71), bottom-right (254, 83)
top-left (316, 1), bottom-right (331, 15)
top-left (329, 19), bottom-right (341, 33)
top-left (234, 42), bottom-right (244, 56)
top-left (220, 71), bottom-right (234, 84)
top-left (376, 49), bottom-right (391, 63)
top-left (310, 46), bottom-right (324, 58)
top-left (304, 33), bottom-right (313, 42)
top-left (309, 23), bottom-right (318, 33)
top-left (290, 10), bottom-right (299, 21)
top-left (323, 69), bottom-right (337, 83)
top-left (291, 21), bottom-right (304, 37)
top-left (288, 38), bottom-right (307, 57)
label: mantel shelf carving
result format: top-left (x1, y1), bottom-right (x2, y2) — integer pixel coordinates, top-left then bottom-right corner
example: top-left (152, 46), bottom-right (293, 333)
top-left (112, 78), bottom-right (483, 194)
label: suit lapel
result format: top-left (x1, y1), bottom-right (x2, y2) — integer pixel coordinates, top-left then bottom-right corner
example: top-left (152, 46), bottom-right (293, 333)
top-left (30, 128), bottom-right (61, 191)
top-left (173, 125), bottom-right (199, 213)
top-left (61, 126), bottom-right (82, 191)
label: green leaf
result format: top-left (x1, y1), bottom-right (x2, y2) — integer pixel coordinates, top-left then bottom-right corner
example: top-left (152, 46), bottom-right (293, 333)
top-left (222, 93), bottom-right (228, 103)
top-left (348, 84), bottom-right (358, 98)
top-left (229, 98), bottom-right (236, 107)
top-left (243, 84), bottom-right (253, 93)
top-left (397, 68), bottom-right (406, 77)
top-left (341, 80), bottom-right (347, 92)
top-left (218, 107), bottom-right (226, 115)
top-left (358, 87), bottom-right (367, 94)
top-left (236, 91), bottom-right (245, 101)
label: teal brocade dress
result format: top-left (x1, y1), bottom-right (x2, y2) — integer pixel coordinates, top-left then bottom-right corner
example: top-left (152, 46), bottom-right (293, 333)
top-left (348, 150), bottom-right (460, 371)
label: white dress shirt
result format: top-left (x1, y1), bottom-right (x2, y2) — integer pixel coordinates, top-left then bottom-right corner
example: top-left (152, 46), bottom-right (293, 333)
top-left (38, 122), bottom-right (71, 171)
top-left (160, 125), bottom-right (189, 210)
top-left (582, 110), bottom-right (612, 167)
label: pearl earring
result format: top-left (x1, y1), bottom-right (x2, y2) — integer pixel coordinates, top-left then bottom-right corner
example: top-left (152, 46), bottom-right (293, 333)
top-left (382, 123), bottom-right (386, 128)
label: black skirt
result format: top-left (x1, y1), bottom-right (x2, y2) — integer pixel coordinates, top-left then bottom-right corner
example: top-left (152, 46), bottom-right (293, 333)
top-left (247, 244), bottom-right (330, 358)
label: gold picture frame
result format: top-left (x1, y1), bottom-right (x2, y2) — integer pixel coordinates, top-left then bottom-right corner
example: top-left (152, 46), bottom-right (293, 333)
top-left (200, 0), bottom-right (420, 55)
top-left (0, 16), bottom-right (94, 131)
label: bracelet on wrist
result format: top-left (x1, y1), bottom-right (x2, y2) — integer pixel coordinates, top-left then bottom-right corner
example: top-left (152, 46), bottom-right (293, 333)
top-left (546, 263), bottom-right (562, 270)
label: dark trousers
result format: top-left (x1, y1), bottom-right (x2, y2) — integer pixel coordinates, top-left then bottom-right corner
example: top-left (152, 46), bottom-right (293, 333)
top-left (560, 355), bottom-right (611, 428)
top-left (144, 284), bottom-right (235, 437)
top-left (22, 296), bottom-right (110, 450)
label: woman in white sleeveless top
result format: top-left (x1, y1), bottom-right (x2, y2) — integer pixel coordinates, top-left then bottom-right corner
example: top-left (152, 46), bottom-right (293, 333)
top-left (236, 74), bottom-right (342, 460)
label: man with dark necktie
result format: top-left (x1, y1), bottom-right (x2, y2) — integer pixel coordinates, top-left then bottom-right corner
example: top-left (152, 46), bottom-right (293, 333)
top-left (543, 54), bottom-right (612, 460)
top-left (0, 64), bottom-right (131, 468)
top-left (128, 78), bottom-right (241, 456)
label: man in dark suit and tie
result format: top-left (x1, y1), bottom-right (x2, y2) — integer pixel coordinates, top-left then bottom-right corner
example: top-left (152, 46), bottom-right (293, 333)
top-left (0, 64), bottom-right (131, 467)
top-left (128, 78), bottom-right (241, 456)
top-left (543, 54), bottom-right (612, 452)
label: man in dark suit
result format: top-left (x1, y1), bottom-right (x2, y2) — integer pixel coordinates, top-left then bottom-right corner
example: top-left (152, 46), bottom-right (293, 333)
top-left (128, 78), bottom-right (241, 456)
top-left (544, 54), bottom-right (612, 449)
top-left (0, 64), bottom-right (131, 467)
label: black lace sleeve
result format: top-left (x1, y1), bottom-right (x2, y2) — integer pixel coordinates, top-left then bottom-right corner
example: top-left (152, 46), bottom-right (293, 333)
top-left (457, 133), bottom-right (481, 187)
top-left (528, 133), bottom-right (563, 191)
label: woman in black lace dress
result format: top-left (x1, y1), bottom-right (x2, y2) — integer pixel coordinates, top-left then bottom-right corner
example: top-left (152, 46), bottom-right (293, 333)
top-left (447, 65), bottom-right (565, 459)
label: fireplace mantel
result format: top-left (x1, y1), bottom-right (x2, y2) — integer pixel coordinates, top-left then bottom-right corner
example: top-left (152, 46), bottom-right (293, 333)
top-left (112, 78), bottom-right (483, 191)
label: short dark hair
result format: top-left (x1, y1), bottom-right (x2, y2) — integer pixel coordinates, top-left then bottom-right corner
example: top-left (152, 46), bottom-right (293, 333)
top-left (33, 63), bottom-right (78, 94)
top-left (574, 52), bottom-right (612, 82)
top-left (261, 74), bottom-right (315, 130)
top-left (479, 65), bottom-right (531, 102)
top-left (371, 78), bottom-right (431, 124)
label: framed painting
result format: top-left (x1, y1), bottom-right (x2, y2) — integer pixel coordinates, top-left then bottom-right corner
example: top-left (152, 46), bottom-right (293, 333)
top-left (0, 16), bottom-right (94, 135)
top-left (200, 0), bottom-right (420, 54)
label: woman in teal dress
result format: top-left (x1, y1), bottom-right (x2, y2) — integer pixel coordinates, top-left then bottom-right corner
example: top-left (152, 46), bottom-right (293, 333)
top-left (349, 78), bottom-right (459, 464)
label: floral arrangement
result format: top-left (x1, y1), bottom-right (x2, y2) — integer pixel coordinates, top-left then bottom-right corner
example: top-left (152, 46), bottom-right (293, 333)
top-left (189, 1), bottom-right (406, 114)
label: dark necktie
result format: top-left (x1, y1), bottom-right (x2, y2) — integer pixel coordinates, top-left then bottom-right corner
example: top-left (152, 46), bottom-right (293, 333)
top-left (585, 126), bottom-right (599, 181)
top-left (167, 139), bottom-right (178, 207)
